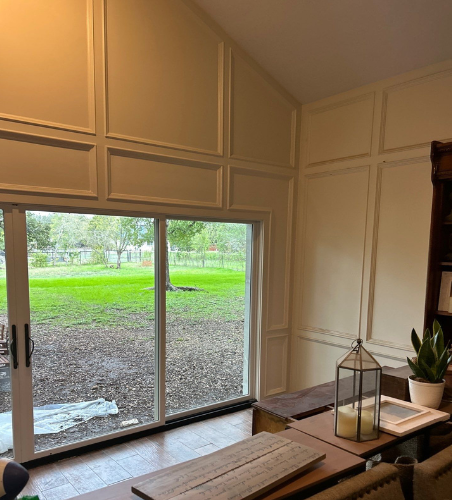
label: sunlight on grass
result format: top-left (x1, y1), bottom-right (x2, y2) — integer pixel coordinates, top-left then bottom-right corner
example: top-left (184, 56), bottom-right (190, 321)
top-left (0, 263), bottom-right (246, 328)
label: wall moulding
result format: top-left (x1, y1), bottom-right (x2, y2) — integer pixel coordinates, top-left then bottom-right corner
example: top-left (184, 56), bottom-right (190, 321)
top-left (227, 166), bottom-right (294, 332)
top-left (264, 334), bottom-right (288, 397)
top-left (305, 93), bottom-right (375, 168)
top-left (379, 69), bottom-right (452, 154)
top-left (0, 0), bottom-right (96, 135)
top-left (0, 130), bottom-right (97, 199)
top-left (303, 164), bottom-right (371, 180)
top-left (295, 333), bottom-right (406, 363)
top-left (366, 337), bottom-right (412, 352)
top-left (299, 325), bottom-right (356, 340)
top-left (298, 165), bottom-right (370, 334)
top-left (106, 146), bottom-right (223, 209)
top-left (295, 332), bottom-right (351, 351)
top-left (229, 50), bottom-right (297, 169)
top-left (103, 1), bottom-right (224, 157)
top-left (226, 165), bottom-right (295, 212)
top-left (366, 156), bottom-right (431, 349)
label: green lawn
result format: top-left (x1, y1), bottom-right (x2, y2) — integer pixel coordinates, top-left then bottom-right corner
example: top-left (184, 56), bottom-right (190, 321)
top-left (0, 264), bottom-right (246, 328)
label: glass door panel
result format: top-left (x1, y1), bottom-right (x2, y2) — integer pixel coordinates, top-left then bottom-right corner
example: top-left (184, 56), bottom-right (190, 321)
top-left (0, 210), bottom-right (14, 458)
top-left (165, 220), bottom-right (252, 416)
top-left (25, 211), bottom-right (157, 452)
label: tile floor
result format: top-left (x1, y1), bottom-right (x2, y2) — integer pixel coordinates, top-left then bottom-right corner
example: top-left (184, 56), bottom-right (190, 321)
top-left (21, 409), bottom-right (253, 500)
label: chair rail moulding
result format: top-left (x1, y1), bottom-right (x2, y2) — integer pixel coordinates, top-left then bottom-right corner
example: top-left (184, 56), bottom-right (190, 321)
top-left (106, 146), bottom-right (223, 209)
top-left (228, 49), bottom-right (298, 169)
top-left (103, 0), bottom-right (224, 157)
top-left (227, 166), bottom-right (295, 332)
top-left (0, 0), bottom-right (96, 135)
top-left (264, 333), bottom-right (289, 397)
top-left (295, 333), bottom-right (407, 364)
top-left (365, 156), bottom-right (432, 352)
top-left (304, 93), bottom-right (375, 168)
top-left (0, 129), bottom-right (98, 199)
top-left (379, 69), bottom-right (452, 155)
top-left (298, 325), bottom-right (356, 341)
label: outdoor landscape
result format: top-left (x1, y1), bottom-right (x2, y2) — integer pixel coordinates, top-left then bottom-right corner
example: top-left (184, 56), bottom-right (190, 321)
top-left (0, 212), bottom-right (250, 454)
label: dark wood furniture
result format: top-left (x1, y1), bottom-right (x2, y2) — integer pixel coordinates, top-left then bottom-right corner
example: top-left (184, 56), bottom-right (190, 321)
top-left (252, 381), bottom-right (336, 435)
top-left (252, 367), bottom-right (411, 435)
top-left (424, 140), bottom-right (452, 344)
top-left (71, 429), bottom-right (365, 500)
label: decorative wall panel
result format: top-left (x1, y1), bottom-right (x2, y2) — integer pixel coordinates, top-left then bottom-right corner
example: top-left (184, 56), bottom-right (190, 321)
top-left (306, 94), bottom-right (374, 166)
top-left (381, 70), bottom-right (452, 152)
top-left (107, 148), bottom-right (222, 208)
top-left (105, 0), bottom-right (223, 155)
top-left (300, 168), bottom-right (369, 339)
top-left (0, 0), bottom-right (95, 133)
top-left (369, 159), bottom-right (432, 349)
top-left (228, 167), bottom-right (294, 330)
top-left (265, 335), bottom-right (288, 396)
top-left (230, 52), bottom-right (296, 168)
top-left (294, 336), bottom-right (347, 389)
top-left (0, 132), bottom-right (96, 197)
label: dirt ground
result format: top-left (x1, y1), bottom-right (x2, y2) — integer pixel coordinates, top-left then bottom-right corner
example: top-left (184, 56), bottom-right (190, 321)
top-left (0, 317), bottom-right (246, 452)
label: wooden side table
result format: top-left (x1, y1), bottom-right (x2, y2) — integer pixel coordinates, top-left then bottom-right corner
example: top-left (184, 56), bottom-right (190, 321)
top-left (252, 381), bottom-right (336, 434)
top-left (252, 366), bottom-right (413, 435)
top-left (288, 412), bottom-right (397, 458)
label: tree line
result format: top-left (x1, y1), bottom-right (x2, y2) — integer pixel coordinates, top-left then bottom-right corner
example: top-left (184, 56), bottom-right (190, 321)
top-left (0, 212), bottom-right (248, 290)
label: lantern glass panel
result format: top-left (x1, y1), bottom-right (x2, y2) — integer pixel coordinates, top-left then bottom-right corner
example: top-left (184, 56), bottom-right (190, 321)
top-left (334, 342), bottom-right (381, 442)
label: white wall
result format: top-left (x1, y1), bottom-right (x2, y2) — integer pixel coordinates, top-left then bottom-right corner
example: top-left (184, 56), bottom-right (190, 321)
top-left (292, 59), bottom-right (452, 390)
top-left (0, 0), bottom-right (301, 400)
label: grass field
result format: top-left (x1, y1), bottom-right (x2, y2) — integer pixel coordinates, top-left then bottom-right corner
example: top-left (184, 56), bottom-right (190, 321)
top-left (0, 264), bottom-right (246, 328)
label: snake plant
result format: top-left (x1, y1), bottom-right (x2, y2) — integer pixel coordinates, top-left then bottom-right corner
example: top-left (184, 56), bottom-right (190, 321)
top-left (407, 320), bottom-right (452, 383)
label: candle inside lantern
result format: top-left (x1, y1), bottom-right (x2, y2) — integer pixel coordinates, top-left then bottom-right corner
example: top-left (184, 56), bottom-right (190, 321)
top-left (360, 410), bottom-right (374, 434)
top-left (336, 406), bottom-right (357, 438)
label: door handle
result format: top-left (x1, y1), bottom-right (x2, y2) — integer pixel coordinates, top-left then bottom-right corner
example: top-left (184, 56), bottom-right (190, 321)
top-left (24, 324), bottom-right (34, 368)
top-left (10, 324), bottom-right (18, 369)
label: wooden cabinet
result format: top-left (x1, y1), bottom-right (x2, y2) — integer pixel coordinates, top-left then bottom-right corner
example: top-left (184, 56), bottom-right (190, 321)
top-left (425, 141), bottom-right (452, 343)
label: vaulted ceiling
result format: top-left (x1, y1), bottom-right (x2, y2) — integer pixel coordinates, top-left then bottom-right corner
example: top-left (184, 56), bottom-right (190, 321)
top-left (193, 0), bottom-right (452, 103)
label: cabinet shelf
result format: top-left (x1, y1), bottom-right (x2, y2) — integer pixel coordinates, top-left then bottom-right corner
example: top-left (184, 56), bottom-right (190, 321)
top-left (436, 311), bottom-right (452, 317)
top-left (425, 140), bottom-right (452, 345)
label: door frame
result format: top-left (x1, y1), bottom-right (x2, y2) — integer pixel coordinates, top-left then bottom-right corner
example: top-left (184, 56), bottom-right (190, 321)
top-left (1, 203), bottom-right (260, 462)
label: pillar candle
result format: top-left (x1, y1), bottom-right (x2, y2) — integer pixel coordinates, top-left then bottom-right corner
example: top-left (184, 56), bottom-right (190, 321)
top-left (336, 406), bottom-right (357, 438)
top-left (360, 410), bottom-right (374, 434)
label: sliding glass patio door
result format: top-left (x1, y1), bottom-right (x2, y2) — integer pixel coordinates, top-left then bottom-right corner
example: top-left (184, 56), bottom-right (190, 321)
top-left (165, 220), bottom-right (253, 417)
top-left (0, 207), bottom-right (254, 462)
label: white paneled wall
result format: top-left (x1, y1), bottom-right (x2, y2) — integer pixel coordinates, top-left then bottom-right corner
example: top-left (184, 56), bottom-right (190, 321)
top-left (292, 59), bottom-right (452, 390)
top-left (0, 0), bottom-right (300, 400)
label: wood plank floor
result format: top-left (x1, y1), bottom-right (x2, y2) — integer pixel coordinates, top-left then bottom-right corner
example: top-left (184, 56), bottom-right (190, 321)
top-left (21, 409), bottom-right (252, 500)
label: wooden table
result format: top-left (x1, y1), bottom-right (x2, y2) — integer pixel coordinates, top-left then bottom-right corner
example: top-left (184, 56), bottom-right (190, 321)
top-left (288, 412), bottom-right (398, 458)
top-left (71, 430), bottom-right (365, 500)
top-left (252, 381), bottom-right (335, 434)
top-left (252, 366), bottom-right (412, 435)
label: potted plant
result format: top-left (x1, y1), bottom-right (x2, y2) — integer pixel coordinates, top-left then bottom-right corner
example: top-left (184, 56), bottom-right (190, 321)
top-left (407, 320), bottom-right (452, 409)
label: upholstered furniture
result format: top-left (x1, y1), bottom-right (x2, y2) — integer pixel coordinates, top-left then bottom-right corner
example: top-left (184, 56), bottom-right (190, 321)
top-left (414, 442), bottom-right (452, 500)
top-left (307, 463), bottom-right (404, 500)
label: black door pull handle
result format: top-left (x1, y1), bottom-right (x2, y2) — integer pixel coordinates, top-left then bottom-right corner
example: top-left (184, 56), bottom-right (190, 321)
top-left (25, 324), bottom-right (34, 368)
top-left (10, 324), bottom-right (18, 369)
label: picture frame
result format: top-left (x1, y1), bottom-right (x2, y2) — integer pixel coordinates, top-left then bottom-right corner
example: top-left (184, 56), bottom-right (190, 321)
top-left (361, 396), bottom-right (449, 436)
top-left (438, 271), bottom-right (452, 312)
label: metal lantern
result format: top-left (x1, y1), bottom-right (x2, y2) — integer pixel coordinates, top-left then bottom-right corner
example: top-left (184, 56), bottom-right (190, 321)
top-left (334, 339), bottom-right (382, 442)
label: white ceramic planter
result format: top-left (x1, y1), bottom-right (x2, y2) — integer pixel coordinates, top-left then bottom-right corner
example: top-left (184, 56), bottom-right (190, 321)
top-left (408, 376), bottom-right (445, 409)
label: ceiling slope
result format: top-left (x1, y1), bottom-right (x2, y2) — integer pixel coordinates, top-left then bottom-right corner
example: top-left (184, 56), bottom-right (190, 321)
top-left (192, 0), bottom-right (452, 103)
